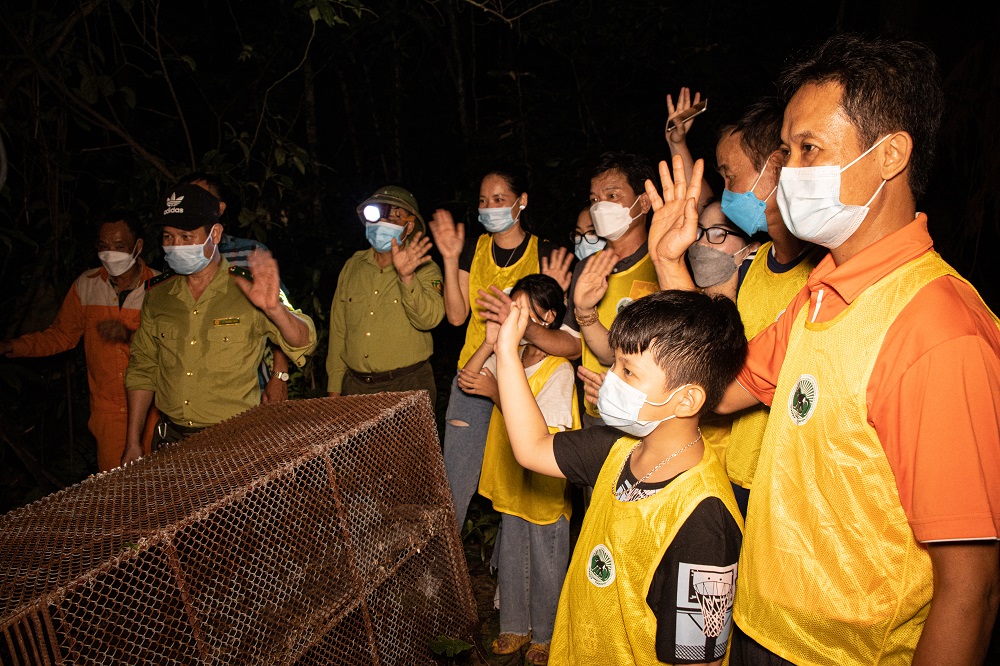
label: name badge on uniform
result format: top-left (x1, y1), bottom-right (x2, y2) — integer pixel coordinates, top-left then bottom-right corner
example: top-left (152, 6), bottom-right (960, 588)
top-left (214, 317), bottom-right (241, 326)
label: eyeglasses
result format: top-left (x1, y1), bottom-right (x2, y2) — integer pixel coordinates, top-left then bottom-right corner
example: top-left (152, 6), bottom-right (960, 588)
top-left (695, 226), bottom-right (748, 245)
top-left (570, 230), bottom-right (602, 245)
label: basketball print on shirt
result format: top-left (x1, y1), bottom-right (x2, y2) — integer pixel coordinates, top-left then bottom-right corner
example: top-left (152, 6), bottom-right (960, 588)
top-left (674, 562), bottom-right (737, 662)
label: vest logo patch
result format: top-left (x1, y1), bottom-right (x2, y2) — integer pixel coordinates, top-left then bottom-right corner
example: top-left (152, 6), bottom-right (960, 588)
top-left (587, 544), bottom-right (616, 587)
top-left (615, 297), bottom-right (633, 315)
top-left (788, 374), bottom-right (818, 425)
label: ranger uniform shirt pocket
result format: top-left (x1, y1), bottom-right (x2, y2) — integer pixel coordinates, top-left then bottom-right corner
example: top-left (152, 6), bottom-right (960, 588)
top-left (206, 325), bottom-right (251, 369)
top-left (156, 322), bottom-right (180, 368)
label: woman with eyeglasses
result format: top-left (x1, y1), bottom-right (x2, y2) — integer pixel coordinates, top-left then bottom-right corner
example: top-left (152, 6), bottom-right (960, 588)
top-left (429, 166), bottom-right (580, 531)
top-left (570, 207), bottom-right (606, 261)
top-left (686, 200), bottom-right (761, 301)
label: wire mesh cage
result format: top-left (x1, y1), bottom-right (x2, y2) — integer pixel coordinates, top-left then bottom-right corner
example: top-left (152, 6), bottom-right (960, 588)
top-left (0, 391), bottom-right (477, 664)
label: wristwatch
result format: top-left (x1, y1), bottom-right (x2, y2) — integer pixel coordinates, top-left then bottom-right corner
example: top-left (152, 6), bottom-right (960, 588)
top-left (275, 371), bottom-right (290, 382)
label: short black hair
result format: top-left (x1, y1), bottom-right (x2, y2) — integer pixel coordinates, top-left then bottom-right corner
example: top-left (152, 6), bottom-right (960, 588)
top-left (608, 290), bottom-right (747, 413)
top-left (97, 209), bottom-right (142, 242)
top-left (590, 150), bottom-right (656, 201)
top-left (777, 32), bottom-right (943, 199)
top-left (177, 171), bottom-right (229, 205)
top-left (718, 96), bottom-right (785, 172)
top-left (510, 273), bottom-right (567, 329)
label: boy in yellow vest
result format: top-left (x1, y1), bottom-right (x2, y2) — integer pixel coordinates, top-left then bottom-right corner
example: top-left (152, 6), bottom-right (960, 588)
top-left (716, 34), bottom-right (1000, 665)
top-left (495, 289), bottom-right (747, 665)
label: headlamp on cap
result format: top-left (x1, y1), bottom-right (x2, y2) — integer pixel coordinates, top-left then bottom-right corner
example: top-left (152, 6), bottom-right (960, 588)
top-left (361, 203), bottom-right (415, 227)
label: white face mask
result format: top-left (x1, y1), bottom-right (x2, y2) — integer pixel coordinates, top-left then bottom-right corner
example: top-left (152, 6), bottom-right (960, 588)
top-left (590, 197), bottom-right (642, 242)
top-left (776, 134), bottom-right (891, 249)
top-left (597, 369), bottom-right (690, 438)
top-left (163, 230), bottom-right (217, 275)
top-left (98, 242), bottom-right (140, 277)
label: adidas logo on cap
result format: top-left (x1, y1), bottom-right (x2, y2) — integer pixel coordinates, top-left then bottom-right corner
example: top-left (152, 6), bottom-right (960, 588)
top-left (164, 192), bottom-right (185, 215)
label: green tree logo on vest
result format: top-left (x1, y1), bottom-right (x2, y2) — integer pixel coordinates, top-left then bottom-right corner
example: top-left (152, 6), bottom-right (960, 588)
top-left (587, 544), bottom-right (616, 587)
top-left (787, 374), bottom-right (818, 425)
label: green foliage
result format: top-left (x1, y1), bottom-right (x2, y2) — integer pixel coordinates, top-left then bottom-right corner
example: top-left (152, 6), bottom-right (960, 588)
top-left (429, 634), bottom-right (474, 658)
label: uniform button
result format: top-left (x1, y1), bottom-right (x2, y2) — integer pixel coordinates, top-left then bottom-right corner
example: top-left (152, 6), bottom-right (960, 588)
top-left (187, 421), bottom-right (194, 427)
top-left (160, 333), bottom-right (165, 338)
top-left (223, 336), bottom-right (229, 342)
top-left (364, 354), bottom-right (369, 359)
top-left (184, 400), bottom-right (190, 405)
top-left (190, 339), bottom-right (197, 345)
top-left (393, 299), bottom-right (398, 304)
top-left (193, 309), bottom-right (199, 315)
top-left (365, 332), bottom-right (371, 336)
top-left (374, 290), bottom-right (379, 295)
top-left (186, 372), bottom-right (194, 376)
top-left (369, 311), bottom-right (374, 316)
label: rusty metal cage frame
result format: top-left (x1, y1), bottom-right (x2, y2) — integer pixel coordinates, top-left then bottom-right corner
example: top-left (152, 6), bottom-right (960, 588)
top-left (0, 392), bottom-right (477, 664)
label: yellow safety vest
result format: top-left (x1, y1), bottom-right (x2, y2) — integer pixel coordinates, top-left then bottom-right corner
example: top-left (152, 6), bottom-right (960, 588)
top-left (580, 250), bottom-right (658, 417)
top-left (478, 355), bottom-right (581, 525)
top-left (726, 243), bottom-right (822, 488)
top-left (458, 234), bottom-right (540, 368)
top-left (735, 251), bottom-right (996, 665)
top-left (551, 437), bottom-right (742, 665)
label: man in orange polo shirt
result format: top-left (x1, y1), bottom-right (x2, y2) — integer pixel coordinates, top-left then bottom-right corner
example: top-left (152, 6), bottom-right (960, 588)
top-left (716, 34), bottom-right (1000, 665)
top-left (1, 211), bottom-right (159, 472)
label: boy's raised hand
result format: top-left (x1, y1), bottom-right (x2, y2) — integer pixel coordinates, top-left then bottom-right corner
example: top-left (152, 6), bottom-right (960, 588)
top-left (646, 154), bottom-right (703, 265)
top-left (496, 300), bottom-right (529, 356)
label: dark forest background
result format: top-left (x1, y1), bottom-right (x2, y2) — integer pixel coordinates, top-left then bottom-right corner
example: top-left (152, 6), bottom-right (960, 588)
top-left (1, 0), bottom-right (998, 505)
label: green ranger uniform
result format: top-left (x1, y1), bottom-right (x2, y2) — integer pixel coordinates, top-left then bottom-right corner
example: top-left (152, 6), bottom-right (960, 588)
top-left (125, 257), bottom-right (317, 429)
top-left (325, 248), bottom-right (444, 395)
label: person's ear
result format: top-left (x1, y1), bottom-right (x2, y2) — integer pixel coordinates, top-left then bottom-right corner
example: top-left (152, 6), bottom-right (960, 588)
top-left (210, 223), bottom-right (223, 244)
top-left (674, 385), bottom-right (707, 418)
top-left (135, 237), bottom-right (144, 255)
top-left (518, 192), bottom-right (528, 211)
top-left (637, 192), bottom-right (651, 215)
top-left (879, 131), bottom-right (912, 182)
top-left (218, 201), bottom-right (227, 217)
top-left (541, 308), bottom-right (556, 328)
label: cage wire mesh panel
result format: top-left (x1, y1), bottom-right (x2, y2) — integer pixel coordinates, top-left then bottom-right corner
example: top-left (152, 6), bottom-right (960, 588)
top-left (0, 392), bottom-right (477, 665)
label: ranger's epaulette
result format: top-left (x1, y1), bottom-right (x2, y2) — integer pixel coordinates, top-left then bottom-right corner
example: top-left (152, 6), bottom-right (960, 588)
top-left (228, 265), bottom-right (254, 283)
top-left (144, 270), bottom-right (177, 291)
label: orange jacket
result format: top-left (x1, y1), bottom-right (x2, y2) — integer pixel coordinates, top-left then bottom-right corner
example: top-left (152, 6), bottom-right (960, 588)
top-left (11, 263), bottom-right (158, 414)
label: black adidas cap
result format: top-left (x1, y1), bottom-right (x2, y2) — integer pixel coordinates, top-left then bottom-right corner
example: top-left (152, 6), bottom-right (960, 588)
top-left (159, 183), bottom-right (220, 231)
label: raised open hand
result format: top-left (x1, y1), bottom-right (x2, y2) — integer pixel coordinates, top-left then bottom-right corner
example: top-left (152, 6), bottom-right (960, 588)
top-left (574, 250), bottom-right (619, 312)
top-left (646, 154), bottom-right (704, 264)
top-left (234, 249), bottom-right (283, 313)
top-left (541, 246), bottom-right (573, 292)
top-left (391, 230), bottom-right (433, 281)
top-left (475, 285), bottom-right (513, 324)
top-left (428, 209), bottom-right (465, 261)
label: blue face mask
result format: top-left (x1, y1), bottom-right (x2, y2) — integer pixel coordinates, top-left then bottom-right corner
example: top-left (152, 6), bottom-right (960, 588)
top-left (478, 202), bottom-right (521, 234)
top-left (163, 232), bottom-right (216, 275)
top-left (365, 221), bottom-right (406, 253)
top-left (719, 162), bottom-right (775, 237)
top-left (574, 235), bottom-right (606, 261)
top-left (597, 369), bottom-right (690, 438)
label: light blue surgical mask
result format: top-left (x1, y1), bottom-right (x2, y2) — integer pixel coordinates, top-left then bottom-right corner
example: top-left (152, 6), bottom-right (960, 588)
top-left (163, 232), bottom-right (216, 275)
top-left (720, 162), bottom-right (775, 236)
top-left (365, 221), bottom-right (406, 253)
top-left (478, 202), bottom-right (522, 233)
top-left (574, 234), bottom-right (606, 261)
top-left (597, 369), bottom-right (690, 438)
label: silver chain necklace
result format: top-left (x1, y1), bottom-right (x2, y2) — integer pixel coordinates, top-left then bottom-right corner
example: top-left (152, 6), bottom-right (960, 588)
top-left (618, 428), bottom-right (702, 502)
